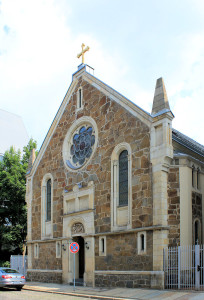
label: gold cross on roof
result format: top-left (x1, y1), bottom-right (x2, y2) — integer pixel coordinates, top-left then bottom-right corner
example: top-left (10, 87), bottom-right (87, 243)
top-left (77, 43), bottom-right (90, 64)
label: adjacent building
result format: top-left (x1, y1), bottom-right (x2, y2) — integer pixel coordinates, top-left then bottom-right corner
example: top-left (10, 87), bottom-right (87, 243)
top-left (0, 109), bottom-right (29, 159)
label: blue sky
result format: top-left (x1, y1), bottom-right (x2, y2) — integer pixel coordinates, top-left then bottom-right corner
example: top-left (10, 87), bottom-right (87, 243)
top-left (0, 0), bottom-right (204, 150)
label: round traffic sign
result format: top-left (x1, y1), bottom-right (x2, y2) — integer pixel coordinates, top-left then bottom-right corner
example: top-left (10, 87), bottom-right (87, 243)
top-left (69, 242), bottom-right (79, 253)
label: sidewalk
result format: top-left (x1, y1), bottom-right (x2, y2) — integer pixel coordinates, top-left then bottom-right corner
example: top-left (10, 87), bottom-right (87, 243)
top-left (23, 281), bottom-right (204, 300)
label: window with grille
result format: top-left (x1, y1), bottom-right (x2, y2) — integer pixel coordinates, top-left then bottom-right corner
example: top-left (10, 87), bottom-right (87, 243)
top-left (119, 150), bottom-right (128, 206)
top-left (46, 179), bottom-right (51, 221)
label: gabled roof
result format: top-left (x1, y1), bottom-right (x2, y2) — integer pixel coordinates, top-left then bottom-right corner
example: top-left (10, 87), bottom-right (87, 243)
top-left (28, 64), bottom-right (153, 177)
top-left (27, 65), bottom-right (204, 176)
top-left (172, 128), bottom-right (204, 158)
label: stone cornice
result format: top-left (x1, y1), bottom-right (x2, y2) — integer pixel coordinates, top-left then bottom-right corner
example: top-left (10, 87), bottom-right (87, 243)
top-left (173, 153), bottom-right (204, 169)
top-left (92, 225), bottom-right (169, 237)
top-left (27, 225), bottom-right (169, 244)
top-left (95, 270), bottom-right (164, 275)
top-left (27, 269), bottom-right (62, 273)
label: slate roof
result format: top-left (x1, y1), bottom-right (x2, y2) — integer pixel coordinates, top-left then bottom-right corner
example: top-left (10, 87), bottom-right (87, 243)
top-left (172, 128), bottom-right (204, 158)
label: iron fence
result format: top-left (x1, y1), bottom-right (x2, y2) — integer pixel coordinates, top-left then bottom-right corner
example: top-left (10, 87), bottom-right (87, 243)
top-left (164, 245), bottom-right (204, 290)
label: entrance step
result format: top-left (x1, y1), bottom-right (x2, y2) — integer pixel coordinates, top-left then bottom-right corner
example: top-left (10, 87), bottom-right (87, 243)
top-left (70, 278), bottom-right (84, 286)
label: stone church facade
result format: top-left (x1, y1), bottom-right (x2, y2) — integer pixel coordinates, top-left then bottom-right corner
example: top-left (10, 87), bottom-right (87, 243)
top-left (26, 64), bottom-right (204, 289)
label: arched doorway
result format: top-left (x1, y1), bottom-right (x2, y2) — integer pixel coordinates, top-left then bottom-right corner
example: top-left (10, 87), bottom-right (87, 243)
top-left (73, 236), bottom-right (85, 282)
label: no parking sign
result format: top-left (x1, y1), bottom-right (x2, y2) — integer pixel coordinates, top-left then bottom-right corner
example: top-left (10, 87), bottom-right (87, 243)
top-left (69, 242), bottom-right (79, 254)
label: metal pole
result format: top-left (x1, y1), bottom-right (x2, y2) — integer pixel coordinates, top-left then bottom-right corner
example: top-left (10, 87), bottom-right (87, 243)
top-left (74, 253), bottom-right (75, 291)
top-left (178, 246), bottom-right (180, 289)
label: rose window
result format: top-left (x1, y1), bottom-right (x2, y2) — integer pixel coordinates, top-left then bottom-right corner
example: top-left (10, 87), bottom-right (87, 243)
top-left (66, 125), bottom-right (95, 169)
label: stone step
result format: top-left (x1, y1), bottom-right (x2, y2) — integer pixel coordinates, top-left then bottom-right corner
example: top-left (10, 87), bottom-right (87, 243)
top-left (70, 278), bottom-right (84, 286)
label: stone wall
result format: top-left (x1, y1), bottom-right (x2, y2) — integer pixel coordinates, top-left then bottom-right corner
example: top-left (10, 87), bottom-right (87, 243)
top-left (32, 242), bottom-right (62, 270)
top-left (167, 167), bottom-right (180, 247)
top-left (192, 192), bottom-right (202, 221)
top-left (95, 271), bottom-right (164, 289)
top-left (30, 75), bottom-right (152, 274)
top-left (27, 271), bottom-right (62, 283)
top-left (95, 232), bottom-right (153, 271)
top-left (31, 76), bottom-right (152, 240)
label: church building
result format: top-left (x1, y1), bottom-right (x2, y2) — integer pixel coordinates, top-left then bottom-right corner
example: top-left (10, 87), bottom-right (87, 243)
top-left (26, 55), bottom-right (204, 289)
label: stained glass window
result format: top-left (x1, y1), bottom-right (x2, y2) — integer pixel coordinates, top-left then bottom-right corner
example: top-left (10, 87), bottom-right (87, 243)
top-left (70, 125), bottom-right (95, 167)
top-left (119, 150), bottom-right (128, 206)
top-left (46, 179), bottom-right (51, 221)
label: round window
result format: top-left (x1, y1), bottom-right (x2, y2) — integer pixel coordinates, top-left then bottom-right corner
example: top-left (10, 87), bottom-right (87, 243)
top-left (62, 117), bottom-right (98, 171)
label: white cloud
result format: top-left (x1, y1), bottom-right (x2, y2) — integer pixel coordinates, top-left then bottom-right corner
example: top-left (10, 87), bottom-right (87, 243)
top-left (0, 0), bottom-right (204, 148)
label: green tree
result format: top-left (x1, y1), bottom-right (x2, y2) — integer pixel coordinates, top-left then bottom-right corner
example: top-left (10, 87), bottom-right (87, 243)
top-left (0, 139), bottom-right (37, 261)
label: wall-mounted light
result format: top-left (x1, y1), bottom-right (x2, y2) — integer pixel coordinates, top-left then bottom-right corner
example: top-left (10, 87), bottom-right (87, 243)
top-left (85, 242), bottom-right (89, 250)
top-left (62, 244), bottom-right (66, 251)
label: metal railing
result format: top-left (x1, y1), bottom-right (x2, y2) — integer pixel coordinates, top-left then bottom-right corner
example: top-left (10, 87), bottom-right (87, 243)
top-left (164, 245), bottom-right (204, 290)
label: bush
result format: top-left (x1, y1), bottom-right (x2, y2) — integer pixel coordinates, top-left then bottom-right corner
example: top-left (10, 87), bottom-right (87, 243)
top-left (0, 261), bottom-right (10, 267)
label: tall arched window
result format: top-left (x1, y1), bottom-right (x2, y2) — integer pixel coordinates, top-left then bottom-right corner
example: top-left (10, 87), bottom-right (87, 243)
top-left (119, 150), bottom-right (128, 206)
top-left (111, 143), bottom-right (132, 231)
top-left (46, 179), bottom-right (51, 221)
top-left (41, 173), bottom-right (53, 239)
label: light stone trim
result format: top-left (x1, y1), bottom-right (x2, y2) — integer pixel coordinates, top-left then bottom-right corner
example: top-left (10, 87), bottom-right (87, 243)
top-left (91, 225), bottom-right (169, 237)
top-left (99, 236), bottom-right (106, 256)
top-left (76, 86), bottom-right (84, 111)
top-left (62, 187), bottom-right (95, 286)
top-left (63, 209), bottom-right (94, 217)
top-left (34, 243), bottom-right (39, 259)
top-left (63, 181), bottom-right (94, 215)
top-left (95, 270), bottom-right (164, 275)
top-left (27, 225), bottom-right (169, 244)
top-left (41, 173), bottom-right (54, 240)
top-left (111, 142), bottom-right (132, 231)
top-left (137, 231), bottom-right (147, 255)
top-left (27, 238), bottom-right (66, 244)
top-left (56, 241), bottom-right (61, 258)
top-left (62, 116), bottom-right (98, 172)
top-left (150, 111), bottom-right (173, 272)
top-left (27, 269), bottom-right (62, 273)
top-left (26, 176), bottom-right (33, 241)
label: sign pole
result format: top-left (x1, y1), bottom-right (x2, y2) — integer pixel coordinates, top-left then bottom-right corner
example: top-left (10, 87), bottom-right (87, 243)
top-left (74, 253), bottom-right (75, 291)
top-left (69, 242), bottom-right (79, 292)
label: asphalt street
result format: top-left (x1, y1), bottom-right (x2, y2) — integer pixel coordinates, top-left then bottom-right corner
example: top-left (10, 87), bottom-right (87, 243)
top-left (0, 288), bottom-right (88, 300)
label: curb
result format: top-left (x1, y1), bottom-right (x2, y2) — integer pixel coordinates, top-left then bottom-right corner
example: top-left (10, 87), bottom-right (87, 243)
top-left (23, 286), bottom-right (135, 300)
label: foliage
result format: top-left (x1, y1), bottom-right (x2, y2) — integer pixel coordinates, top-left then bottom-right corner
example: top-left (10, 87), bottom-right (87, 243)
top-left (0, 139), bottom-right (37, 261)
top-left (0, 261), bottom-right (10, 267)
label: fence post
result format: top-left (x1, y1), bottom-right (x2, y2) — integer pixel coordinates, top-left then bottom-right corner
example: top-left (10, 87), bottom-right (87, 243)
top-left (178, 246), bottom-right (181, 289)
top-left (195, 244), bottom-right (200, 290)
top-left (163, 248), bottom-right (166, 288)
